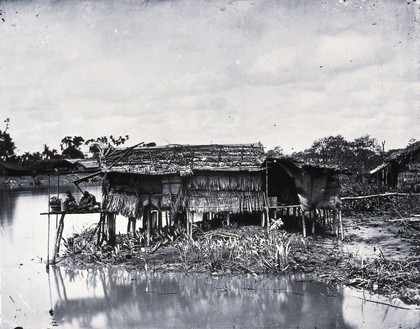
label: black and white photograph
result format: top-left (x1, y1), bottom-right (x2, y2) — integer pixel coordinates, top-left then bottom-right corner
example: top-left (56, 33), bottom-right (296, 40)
top-left (1, 1), bottom-right (419, 328)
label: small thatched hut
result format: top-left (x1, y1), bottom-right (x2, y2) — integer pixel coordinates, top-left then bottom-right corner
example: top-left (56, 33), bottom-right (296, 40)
top-left (100, 143), bottom-right (266, 241)
top-left (370, 141), bottom-right (420, 192)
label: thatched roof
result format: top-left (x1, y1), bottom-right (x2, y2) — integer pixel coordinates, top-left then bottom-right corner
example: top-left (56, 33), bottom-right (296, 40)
top-left (370, 141), bottom-right (420, 174)
top-left (102, 143), bottom-right (265, 175)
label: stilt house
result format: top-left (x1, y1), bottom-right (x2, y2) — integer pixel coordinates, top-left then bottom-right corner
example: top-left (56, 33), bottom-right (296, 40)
top-left (265, 157), bottom-right (344, 237)
top-left (100, 143), bottom-right (344, 239)
top-left (369, 141), bottom-right (420, 192)
top-left (101, 143), bottom-right (267, 238)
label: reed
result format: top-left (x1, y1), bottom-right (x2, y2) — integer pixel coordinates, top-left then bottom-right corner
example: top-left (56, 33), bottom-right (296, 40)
top-left (175, 228), bottom-right (297, 274)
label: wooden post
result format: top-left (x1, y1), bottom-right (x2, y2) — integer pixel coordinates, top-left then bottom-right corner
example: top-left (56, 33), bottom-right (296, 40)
top-left (297, 207), bottom-right (302, 229)
top-left (226, 212), bottom-right (230, 227)
top-left (332, 210), bottom-right (338, 237)
top-left (266, 207), bottom-right (270, 235)
top-left (189, 211), bottom-right (194, 238)
top-left (311, 210), bottom-right (316, 235)
top-left (158, 211), bottom-right (162, 228)
top-left (52, 214), bottom-right (65, 264)
top-left (339, 210), bottom-right (344, 240)
top-left (107, 213), bottom-right (116, 246)
top-left (301, 212), bottom-right (306, 238)
top-left (260, 211), bottom-right (265, 227)
top-left (186, 211), bottom-right (190, 238)
top-left (168, 211), bottom-right (172, 227)
top-left (97, 213), bottom-right (106, 245)
top-left (146, 211), bottom-right (151, 246)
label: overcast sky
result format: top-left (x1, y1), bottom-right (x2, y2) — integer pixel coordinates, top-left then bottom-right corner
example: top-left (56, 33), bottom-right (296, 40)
top-left (1, 0), bottom-right (419, 155)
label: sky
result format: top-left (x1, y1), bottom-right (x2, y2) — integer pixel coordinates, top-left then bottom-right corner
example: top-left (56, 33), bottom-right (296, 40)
top-left (0, 0), bottom-right (419, 155)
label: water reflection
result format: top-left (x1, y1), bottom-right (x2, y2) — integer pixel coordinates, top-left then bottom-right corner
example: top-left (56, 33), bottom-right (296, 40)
top-left (0, 188), bottom-right (18, 227)
top-left (2, 185), bottom-right (420, 329)
top-left (51, 266), bottom-right (353, 329)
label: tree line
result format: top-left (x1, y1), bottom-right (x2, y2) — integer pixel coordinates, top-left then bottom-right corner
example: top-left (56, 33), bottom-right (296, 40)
top-left (0, 118), bottom-right (415, 175)
top-left (0, 118), bottom-right (129, 163)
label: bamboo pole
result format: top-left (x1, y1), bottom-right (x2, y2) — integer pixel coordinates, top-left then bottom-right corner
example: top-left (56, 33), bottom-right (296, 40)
top-left (301, 212), bottom-right (306, 238)
top-left (107, 213), bottom-right (116, 246)
top-left (332, 210), bottom-right (338, 237)
top-left (186, 211), bottom-right (190, 239)
top-left (339, 210), bottom-right (344, 240)
top-left (52, 214), bottom-right (65, 264)
top-left (341, 192), bottom-right (409, 200)
top-left (265, 207), bottom-right (270, 235)
top-left (260, 211), bottom-right (265, 227)
top-left (146, 211), bottom-right (151, 246)
top-left (311, 210), bottom-right (316, 235)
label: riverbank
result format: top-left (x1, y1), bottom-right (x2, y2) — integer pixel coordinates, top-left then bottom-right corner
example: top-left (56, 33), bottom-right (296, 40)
top-left (59, 214), bottom-right (420, 307)
top-left (0, 173), bottom-right (100, 189)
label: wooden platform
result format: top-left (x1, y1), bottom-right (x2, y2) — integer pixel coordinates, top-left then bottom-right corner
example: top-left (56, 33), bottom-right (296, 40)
top-left (40, 209), bottom-right (106, 216)
top-left (41, 209), bottom-right (117, 264)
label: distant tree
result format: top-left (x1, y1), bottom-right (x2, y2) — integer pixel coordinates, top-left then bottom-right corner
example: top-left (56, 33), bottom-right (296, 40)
top-left (266, 145), bottom-right (284, 157)
top-left (302, 135), bottom-right (351, 165)
top-left (85, 135), bottom-right (129, 159)
top-left (349, 135), bottom-right (382, 173)
top-left (20, 151), bottom-right (42, 162)
top-left (0, 118), bottom-right (16, 161)
top-left (296, 134), bottom-right (383, 173)
top-left (42, 144), bottom-right (60, 160)
top-left (60, 136), bottom-right (85, 159)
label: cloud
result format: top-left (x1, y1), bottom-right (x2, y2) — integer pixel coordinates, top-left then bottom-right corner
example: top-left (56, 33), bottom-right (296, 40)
top-left (0, 0), bottom-right (418, 155)
top-left (315, 32), bottom-right (384, 69)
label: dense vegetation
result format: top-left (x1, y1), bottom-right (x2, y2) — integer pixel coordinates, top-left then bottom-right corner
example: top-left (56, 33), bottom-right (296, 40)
top-left (0, 121), bottom-right (129, 162)
top-left (0, 117), bottom-right (417, 178)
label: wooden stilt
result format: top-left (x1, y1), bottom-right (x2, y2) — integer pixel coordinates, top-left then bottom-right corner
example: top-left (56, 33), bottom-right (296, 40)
top-left (265, 207), bottom-right (270, 235)
top-left (311, 210), bottom-right (316, 235)
top-left (96, 213), bottom-right (106, 245)
top-left (339, 210), bottom-right (344, 240)
top-left (146, 211), bottom-right (151, 246)
top-left (260, 211), bottom-right (265, 227)
top-left (190, 212), bottom-right (194, 238)
top-left (107, 213), bottom-right (116, 246)
top-left (332, 210), bottom-right (338, 237)
top-left (158, 212), bottom-right (162, 228)
top-left (226, 212), bottom-right (230, 227)
top-left (301, 212), bottom-right (306, 238)
top-left (168, 211), bottom-right (172, 227)
top-left (52, 214), bottom-right (65, 264)
top-left (186, 211), bottom-right (190, 238)
top-left (164, 211), bottom-right (169, 227)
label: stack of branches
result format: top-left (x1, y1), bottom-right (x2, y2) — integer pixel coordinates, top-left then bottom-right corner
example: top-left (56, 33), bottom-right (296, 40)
top-left (339, 257), bottom-right (420, 305)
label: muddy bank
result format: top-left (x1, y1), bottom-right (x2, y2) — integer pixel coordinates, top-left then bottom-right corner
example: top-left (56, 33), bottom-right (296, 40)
top-left (59, 213), bottom-right (420, 307)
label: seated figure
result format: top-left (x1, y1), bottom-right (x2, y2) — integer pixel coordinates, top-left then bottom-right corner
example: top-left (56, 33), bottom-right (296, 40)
top-left (78, 191), bottom-right (98, 210)
top-left (63, 191), bottom-right (78, 211)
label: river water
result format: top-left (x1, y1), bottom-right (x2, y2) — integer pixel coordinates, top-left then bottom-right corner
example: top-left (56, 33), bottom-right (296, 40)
top-left (1, 184), bottom-right (419, 329)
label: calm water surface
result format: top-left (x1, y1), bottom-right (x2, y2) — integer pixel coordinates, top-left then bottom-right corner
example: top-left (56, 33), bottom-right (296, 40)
top-left (1, 185), bottom-right (419, 329)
